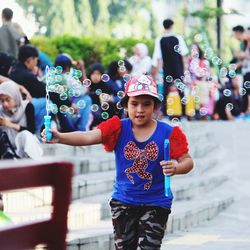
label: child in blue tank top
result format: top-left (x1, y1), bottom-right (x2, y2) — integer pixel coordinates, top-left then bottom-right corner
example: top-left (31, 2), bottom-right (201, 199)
top-left (42, 75), bottom-right (193, 250)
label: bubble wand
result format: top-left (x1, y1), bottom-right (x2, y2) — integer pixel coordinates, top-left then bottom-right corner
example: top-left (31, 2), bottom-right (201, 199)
top-left (164, 139), bottom-right (171, 197)
top-left (44, 66), bottom-right (52, 141)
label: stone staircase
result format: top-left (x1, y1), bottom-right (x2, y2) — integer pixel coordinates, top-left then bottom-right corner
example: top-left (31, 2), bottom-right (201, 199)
top-left (2, 121), bottom-right (237, 250)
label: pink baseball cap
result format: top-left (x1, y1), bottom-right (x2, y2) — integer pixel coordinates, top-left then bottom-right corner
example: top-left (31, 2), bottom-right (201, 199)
top-left (121, 75), bottom-right (161, 106)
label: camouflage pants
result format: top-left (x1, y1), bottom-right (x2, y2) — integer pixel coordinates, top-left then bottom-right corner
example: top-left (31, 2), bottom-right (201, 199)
top-left (110, 198), bottom-right (171, 250)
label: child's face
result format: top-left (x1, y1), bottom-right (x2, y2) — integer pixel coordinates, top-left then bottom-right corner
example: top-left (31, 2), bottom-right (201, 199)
top-left (0, 94), bottom-right (16, 112)
top-left (90, 70), bottom-right (102, 84)
top-left (126, 95), bottom-right (156, 127)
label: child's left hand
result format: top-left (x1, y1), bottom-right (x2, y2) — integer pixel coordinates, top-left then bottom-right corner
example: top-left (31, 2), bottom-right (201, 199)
top-left (160, 160), bottom-right (178, 176)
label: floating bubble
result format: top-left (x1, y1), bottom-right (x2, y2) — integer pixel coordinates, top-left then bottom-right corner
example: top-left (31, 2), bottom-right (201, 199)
top-left (199, 107), bottom-right (208, 116)
top-left (91, 104), bottom-right (99, 112)
top-left (239, 88), bottom-right (246, 96)
top-left (171, 117), bottom-right (180, 126)
top-left (219, 67), bottom-right (228, 78)
top-left (243, 81), bottom-right (250, 89)
top-left (204, 48), bottom-right (213, 59)
top-left (226, 103), bottom-right (233, 111)
top-left (119, 66), bottom-right (126, 72)
top-left (68, 88), bottom-right (74, 97)
top-left (158, 94), bottom-right (164, 102)
top-left (76, 100), bottom-right (86, 109)
top-left (167, 108), bottom-right (174, 116)
top-left (71, 79), bottom-right (82, 89)
top-left (73, 69), bottom-right (82, 79)
top-left (48, 85), bottom-right (55, 92)
top-left (116, 101), bottom-right (123, 110)
top-left (83, 78), bottom-right (91, 87)
top-left (174, 45), bottom-right (181, 53)
top-left (167, 97), bottom-right (174, 105)
top-left (59, 105), bottom-right (68, 114)
top-left (212, 56), bottom-right (222, 65)
top-left (187, 109), bottom-right (195, 117)
top-left (117, 91), bottom-right (125, 99)
top-left (49, 67), bottom-right (56, 75)
top-left (100, 93), bottom-right (110, 102)
top-left (101, 102), bottom-right (109, 111)
top-left (223, 89), bottom-right (231, 97)
top-left (49, 104), bottom-right (58, 114)
top-left (166, 75), bottom-right (173, 83)
top-left (123, 74), bottom-right (131, 82)
top-left (74, 89), bottom-right (81, 97)
top-left (194, 33), bottom-right (203, 43)
top-left (195, 96), bottom-right (200, 103)
top-left (118, 60), bottom-right (125, 67)
top-left (54, 84), bottom-right (64, 94)
top-left (228, 70), bottom-right (236, 78)
top-left (68, 107), bottom-right (75, 115)
top-left (60, 92), bottom-right (68, 101)
top-left (101, 112), bottom-right (109, 120)
top-left (55, 75), bottom-right (62, 82)
top-left (55, 66), bottom-right (63, 74)
top-left (101, 74), bottom-right (110, 82)
top-left (95, 89), bottom-right (102, 95)
top-left (228, 64), bottom-right (237, 71)
top-left (181, 97), bottom-right (187, 105)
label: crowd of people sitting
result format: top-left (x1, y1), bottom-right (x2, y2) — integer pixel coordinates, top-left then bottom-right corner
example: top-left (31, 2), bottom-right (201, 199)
top-left (0, 8), bottom-right (250, 162)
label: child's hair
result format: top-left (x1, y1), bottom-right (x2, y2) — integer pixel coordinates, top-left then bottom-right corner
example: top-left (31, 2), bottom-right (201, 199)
top-left (18, 45), bottom-right (39, 63)
top-left (87, 63), bottom-right (105, 79)
top-left (107, 60), bottom-right (132, 80)
top-left (163, 19), bottom-right (174, 29)
top-left (2, 8), bottom-right (13, 21)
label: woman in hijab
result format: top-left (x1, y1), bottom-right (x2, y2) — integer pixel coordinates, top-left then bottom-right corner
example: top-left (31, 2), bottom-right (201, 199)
top-left (129, 43), bottom-right (152, 77)
top-left (0, 81), bottom-right (42, 159)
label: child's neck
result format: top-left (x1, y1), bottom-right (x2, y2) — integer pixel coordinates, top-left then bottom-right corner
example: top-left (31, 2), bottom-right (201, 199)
top-left (132, 119), bottom-right (157, 142)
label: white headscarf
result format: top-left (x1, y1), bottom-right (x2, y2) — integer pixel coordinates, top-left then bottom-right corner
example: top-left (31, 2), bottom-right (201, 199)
top-left (0, 81), bottom-right (29, 146)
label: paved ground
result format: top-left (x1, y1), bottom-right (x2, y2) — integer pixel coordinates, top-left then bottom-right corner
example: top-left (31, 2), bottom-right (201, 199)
top-left (162, 121), bottom-right (250, 250)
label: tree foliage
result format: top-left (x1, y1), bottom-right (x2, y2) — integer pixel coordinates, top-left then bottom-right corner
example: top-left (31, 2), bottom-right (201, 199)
top-left (17, 0), bottom-right (157, 38)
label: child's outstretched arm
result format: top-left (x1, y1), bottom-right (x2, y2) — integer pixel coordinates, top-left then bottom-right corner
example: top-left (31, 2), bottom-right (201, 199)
top-left (42, 129), bottom-right (102, 146)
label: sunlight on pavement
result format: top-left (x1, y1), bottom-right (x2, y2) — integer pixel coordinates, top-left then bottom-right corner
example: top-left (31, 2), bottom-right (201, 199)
top-left (163, 234), bottom-right (250, 246)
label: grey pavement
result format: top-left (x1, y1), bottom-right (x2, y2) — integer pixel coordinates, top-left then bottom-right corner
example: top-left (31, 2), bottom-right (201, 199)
top-left (162, 121), bottom-right (250, 250)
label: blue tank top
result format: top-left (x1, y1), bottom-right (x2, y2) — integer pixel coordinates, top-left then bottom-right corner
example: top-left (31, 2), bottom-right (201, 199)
top-left (112, 118), bottom-right (174, 208)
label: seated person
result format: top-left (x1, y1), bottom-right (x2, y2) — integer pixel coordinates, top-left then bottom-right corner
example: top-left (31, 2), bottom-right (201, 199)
top-left (0, 81), bottom-right (43, 159)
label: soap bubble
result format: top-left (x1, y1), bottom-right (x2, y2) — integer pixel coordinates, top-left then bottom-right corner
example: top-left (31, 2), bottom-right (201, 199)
top-left (101, 74), bottom-right (110, 82)
top-left (91, 104), bottom-right (99, 112)
top-left (174, 45), bottom-right (181, 53)
top-left (101, 112), bottom-right (109, 120)
top-left (118, 60), bottom-right (125, 67)
top-left (73, 69), bottom-right (82, 78)
top-left (228, 70), bottom-right (236, 78)
top-left (123, 74), bottom-right (131, 82)
top-left (243, 81), bottom-right (250, 89)
top-left (199, 107), bottom-right (208, 116)
top-left (77, 100), bottom-right (86, 109)
top-left (239, 88), bottom-right (246, 96)
top-left (59, 105), bottom-right (68, 114)
top-left (119, 66), bottom-right (126, 72)
top-left (83, 78), bottom-right (91, 87)
top-left (95, 89), bottom-right (102, 95)
top-left (55, 66), bottom-right (63, 74)
top-left (101, 102), bottom-right (109, 111)
top-left (171, 117), bottom-right (180, 126)
top-left (100, 93), bottom-right (110, 102)
top-left (226, 103), bottom-right (233, 111)
top-left (60, 92), bottom-right (68, 101)
top-left (117, 91), bottom-right (125, 99)
top-left (116, 101), bottom-right (123, 110)
top-left (166, 75), bottom-right (173, 83)
top-left (223, 89), bottom-right (231, 97)
top-left (49, 104), bottom-right (58, 114)
top-left (167, 109), bottom-right (174, 116)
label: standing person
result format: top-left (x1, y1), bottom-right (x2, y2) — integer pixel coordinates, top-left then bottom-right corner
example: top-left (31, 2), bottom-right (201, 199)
top-left (0, 81), bottom-right (43, 159)
top-left (0, 8), bottom-right (23, 58)
top-left (42, 75), bottom-right (194, 250)
top-left (152, 18), bottom-right (188, 116)
top-left (232, 25), bottom-right (250, 115)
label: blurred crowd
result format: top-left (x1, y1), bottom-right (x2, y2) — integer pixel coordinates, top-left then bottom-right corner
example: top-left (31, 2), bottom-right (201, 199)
top-left (0, 8), bottom-right (250, 161)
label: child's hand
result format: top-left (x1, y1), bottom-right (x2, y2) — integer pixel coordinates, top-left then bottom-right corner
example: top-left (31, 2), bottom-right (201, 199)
top-left (0, 116), bottom-right (12, 128)
top-left (160, 160), bottom-right (177, 176)
top-left (41, 128), bottom-right (60, 143)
